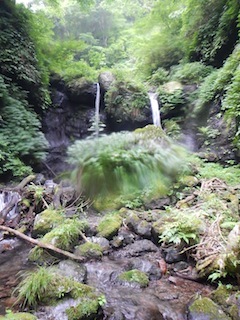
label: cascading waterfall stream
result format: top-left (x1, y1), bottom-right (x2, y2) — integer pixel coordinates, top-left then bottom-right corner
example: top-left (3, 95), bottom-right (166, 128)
top-left (148, 92), bottom-right (162, 128)
top-left (95, 83), bottom-right (101, 137)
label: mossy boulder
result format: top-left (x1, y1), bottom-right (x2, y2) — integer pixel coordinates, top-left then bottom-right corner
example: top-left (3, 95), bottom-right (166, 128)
top-left (32, 209), bottom-right (65, 237)
top-left (66, 298), bottom-right (102, 320)
top-left (75, 242), bottom-right (103, 259)
top-left (105, 80), bottom-right (151, 131)
top-left (17, 267), bottom-right (99, 308)
top-left (118, 269), bottom-right (149, 288)
top-left (188, 297), bottom-right (231, 320)
top-left (29, 219), bottom-right (87, 262)
top-left (66, 77), bottom-right (96, 105)
top-left (0, 313), bottom-right (36, 320)
top-left (97, 214), bottom-right (122, 240)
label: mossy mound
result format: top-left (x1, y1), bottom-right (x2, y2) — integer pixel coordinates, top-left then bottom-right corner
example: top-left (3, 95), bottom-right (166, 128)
top-left (29, 219), bottom-right (87, 262)
top-left (118, 270), bottom-right (149, 288)
top-left (0, 312), bottom-right (36, 320)
top-left (188, 297), bottom-right (231, 320)
top-left (17, 267), bottom-right (99, 308)
top-left (97, 214), bottom-right (122, 240)
top-left (75, 242), bottom-right (103, 259)
top-left (32, 209), bottom-right (65, 237)
top-left (66, 298), bottom-right (101, 320)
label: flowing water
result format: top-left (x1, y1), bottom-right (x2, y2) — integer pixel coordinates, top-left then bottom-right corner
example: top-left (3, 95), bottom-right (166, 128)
top-left (95, 83), bottom-right (101, 137)
top-left (148, 93), bottom-right (161, 128)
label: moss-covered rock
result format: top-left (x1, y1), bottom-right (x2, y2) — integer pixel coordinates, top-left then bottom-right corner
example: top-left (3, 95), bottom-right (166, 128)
top-left (29, 219), bottom-right (87, 262)
top-left (188, 297), bottom-right (231, 320)
top-left (118, 269), bottom-right (149, 288)
top-left (0, 312), bottom-right (36, 320)
top-left (17, 266), bottom-right (99, 308)
top-left (105, 80), bottom-right (150, 131)
top-left (97, 214), bottom-right (122, 240)
top-left (75, 242), bottom-right (103, 259)
top-left (66, 77), bottom-right (95, 105)
top-left (66, 298), bottom-right (101, 320)
top-left (32, 209), bottom-right (65, 237)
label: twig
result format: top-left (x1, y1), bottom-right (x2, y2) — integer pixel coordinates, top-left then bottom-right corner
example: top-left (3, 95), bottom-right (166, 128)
top-left (0, 225), bottom-right (85, 262)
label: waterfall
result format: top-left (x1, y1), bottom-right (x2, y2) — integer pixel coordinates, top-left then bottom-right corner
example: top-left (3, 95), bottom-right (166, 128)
top-left (95, 83), bottom-right (101, 137)
top-left (148, 93), bottom-right (161, 128)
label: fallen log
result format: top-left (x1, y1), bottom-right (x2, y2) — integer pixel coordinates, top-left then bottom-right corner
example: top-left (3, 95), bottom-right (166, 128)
top-left (0, 225), bottom-right (85, 262)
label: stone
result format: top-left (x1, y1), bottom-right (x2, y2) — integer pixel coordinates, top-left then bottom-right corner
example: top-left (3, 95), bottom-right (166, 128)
top-left (56, 260), bottom-right (87, 283)
top-left (98, 71), bottom-right (115, 91)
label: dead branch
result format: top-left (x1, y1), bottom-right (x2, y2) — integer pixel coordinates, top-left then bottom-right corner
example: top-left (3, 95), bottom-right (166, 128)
top-left (0, 225), bottom-right (85, 262)
top-left (14, 175), bottom-right (36, 191)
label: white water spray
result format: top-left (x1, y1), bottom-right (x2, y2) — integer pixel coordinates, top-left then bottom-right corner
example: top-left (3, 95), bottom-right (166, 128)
top-left (148, 92), bottom-right (161, 128)
top-left (95, 83), bottom-right (101, 137)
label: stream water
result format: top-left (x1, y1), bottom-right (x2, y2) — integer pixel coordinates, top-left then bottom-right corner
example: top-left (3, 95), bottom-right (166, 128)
top-left (0, 237), bottom-right (213, 320)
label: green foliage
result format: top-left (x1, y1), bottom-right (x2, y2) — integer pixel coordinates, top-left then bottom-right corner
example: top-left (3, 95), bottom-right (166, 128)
top-left (159, 210), bottom-right (201, 245)
top-left (68, 127), bottom-right (188, 208)
top-left (147, 68), bottom-right (169, 86)
top-left (170, 62), bottom-right (214, 84)
top-left (0, 76), bottom-right (48, 179)
top-left (195, 160), bottom-right (240, 186)
top-left (118, 269), bottom-right (149, 287)
top-left (163, 119), bottom-right (181, 139)
top-left (157, 88), bottom-right (185, 115)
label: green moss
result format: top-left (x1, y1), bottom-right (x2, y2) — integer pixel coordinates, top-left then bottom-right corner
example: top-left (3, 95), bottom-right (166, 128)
top-left (66, 298), bottom-right (100, 320)
top-left (16, 266), bottom-right (98, 308)
top-left (211, 285), bottom-right (231, 308)
top-left (29, 219), bottom-right (87, 262)
top-left (118, 270), bottom-right (149, 287)
top-left (33, 208), bottom-right (65, 236)
top-left (189, 297), bottom-right (231, 320)
top-left (0, 312), bottom-right (36, 320)
top-left (97, 214), bottom-right (122, 240)
top-left (75, 242), bottom-right (103, 259)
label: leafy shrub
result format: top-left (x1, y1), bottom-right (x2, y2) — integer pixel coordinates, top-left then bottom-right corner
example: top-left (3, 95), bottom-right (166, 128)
top-left (157, 88), bottom-right (185, 116)
top-left (170, 62), bottom-right (214, 84)
top-left (147, 68), bottom-right (169, 86)
top-left (68, 126), bottom-right (188, 209)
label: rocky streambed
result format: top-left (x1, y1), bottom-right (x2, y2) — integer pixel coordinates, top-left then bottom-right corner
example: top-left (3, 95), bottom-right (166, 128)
top-left (0, 175), bottom-right (239, 320)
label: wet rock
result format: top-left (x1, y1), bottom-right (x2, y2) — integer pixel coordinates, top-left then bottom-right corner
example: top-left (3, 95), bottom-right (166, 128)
top-left (111, 227), bottom-right (136, 248)
top-left (88, 236), bottom-right (110, 252)
top-left (113, 239), bottom-right (159, 259)
top-left (98, 71), bottom-right (115, 91)
top-left (188, 297), bottom-right (231, 320)
top-left (163, 246), bottom-right (185, 264)
top-left (125, 212), bottom-right (152, 238)
top-left (66, 78), bottom-right (96, 105)
top-left (56, 260), bottom-right (87, 283)
top-left (145, 197), bottom-right (171, 210)
top-left (75, 242), bottom-right (103, 260)
top-left (128, 258), bottom-right (162, 280)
